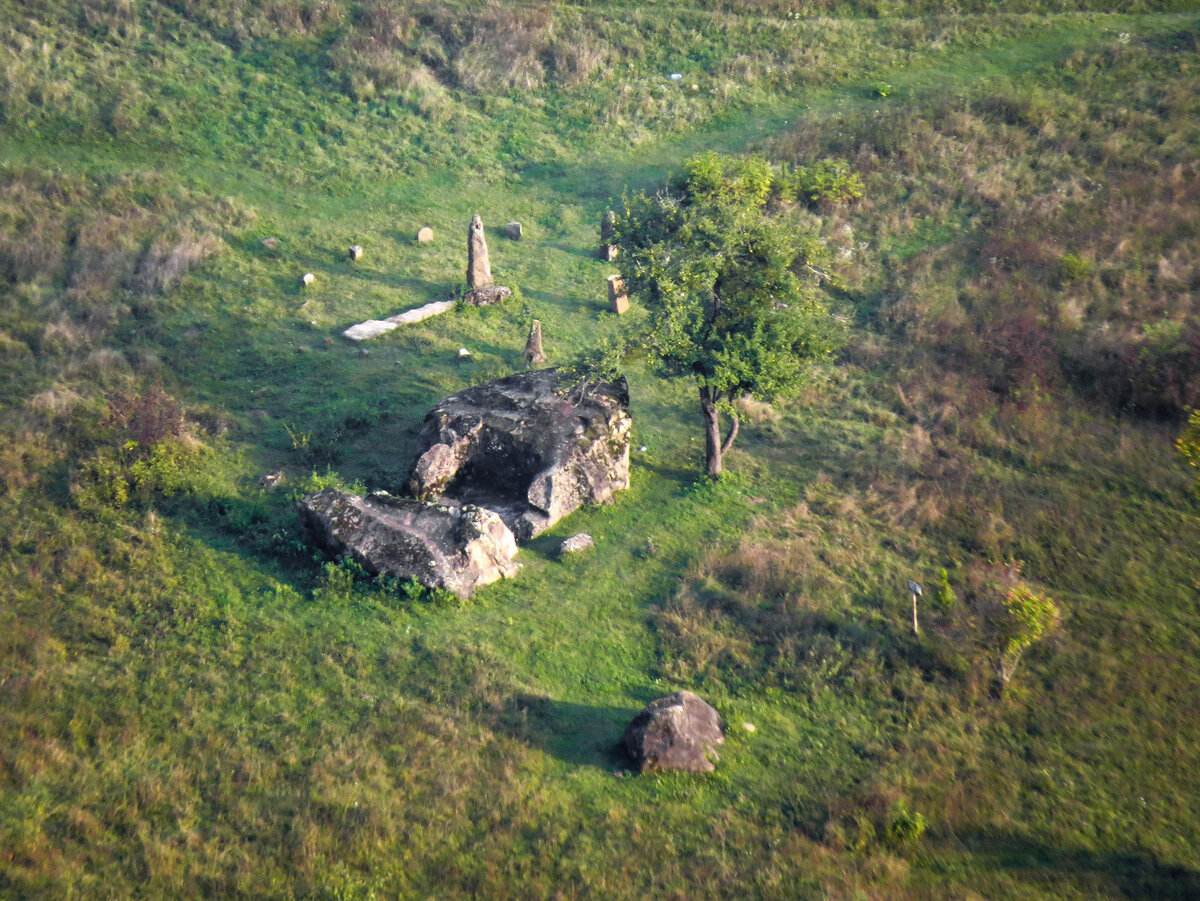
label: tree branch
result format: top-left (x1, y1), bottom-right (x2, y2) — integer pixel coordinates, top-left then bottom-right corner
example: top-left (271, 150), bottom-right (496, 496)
top-left (721, 408), bottom-right (740, 455)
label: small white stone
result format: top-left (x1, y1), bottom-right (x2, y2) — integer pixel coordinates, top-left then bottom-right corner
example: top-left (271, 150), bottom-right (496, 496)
top-left (458, 348), bottom-right (472, 358)
top-left (669, 73), bottom-right (682, 81)
top-left (742, 722), bottom-right (756, 733)
top-left (301, 272), bottom-right (315, 286)
top-left (639, 445), bottom-right (648, 452)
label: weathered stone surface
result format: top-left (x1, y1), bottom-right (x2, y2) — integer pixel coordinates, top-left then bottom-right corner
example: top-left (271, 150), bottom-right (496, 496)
top-left (261, 237), bottom-right (279, 249)
top-left (298, 488), bottom-right (518, 598)
top-left (408, 369), bottom-right (631, 541)
top-left (601, 210), bottom-right (616, 243)
top-left (343, 300), bottom-right (456, 340)
top-left (505, 221), bottom-right (522, 240)
top-left (467, 214), bottom-right (493, 289)
top-left (558, 533), bottom-right (594, 557)
top-left (463, 285), bottom-right (511, 307)
top-left (417, 227), bottom-right (434, 244)
top-left (524, 319), bottom-right (546, 365)
top-left (607, 275), bottom-right (628, 314)
top-left (623, 691), bottom-right (725, 774)
top-left (600, 210), bottom-right (618, 260)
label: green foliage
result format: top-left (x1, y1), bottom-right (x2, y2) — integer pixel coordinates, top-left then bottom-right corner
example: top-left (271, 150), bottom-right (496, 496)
top-left (935, 567), bottom-right (957, 612)
top-left (1056, 252), bottom-right (1094, 284)
top-left (872, 81), bottom-right (893, 98)
top-left (614, 152), bottom-right (841, 474)
top-left (786, 159), bottom-right (865, 207)
top-left (886, 799), bottom-right (927, 847)
top-left (1178, 408), bottom-right (1200, 495)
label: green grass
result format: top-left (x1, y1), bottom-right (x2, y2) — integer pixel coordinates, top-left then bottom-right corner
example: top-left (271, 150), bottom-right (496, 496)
top-left (3, 2), bottom-right (1200, 898)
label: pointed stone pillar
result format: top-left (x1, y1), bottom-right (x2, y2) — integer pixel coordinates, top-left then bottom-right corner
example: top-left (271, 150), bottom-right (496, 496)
top-left (524, 319), bottom-right (546, 365)
top-left (467, 214), bottom-right (493, 289)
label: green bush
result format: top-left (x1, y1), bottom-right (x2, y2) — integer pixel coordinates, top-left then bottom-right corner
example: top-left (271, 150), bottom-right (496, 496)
top-left (786, 159), bottom-right (864, 207)
top-left (1057, 253), bottom-right (1094, 284)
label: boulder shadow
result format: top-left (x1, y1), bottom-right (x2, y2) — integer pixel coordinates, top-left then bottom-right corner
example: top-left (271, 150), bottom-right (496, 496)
top-left (946, 830), bottom-right (1200, 900)
top-left (496, 693), bottom-right (643, 771)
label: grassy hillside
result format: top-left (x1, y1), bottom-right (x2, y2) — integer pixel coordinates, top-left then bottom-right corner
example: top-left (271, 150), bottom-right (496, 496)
top-left (2, 1), bottom-right (1199, 898)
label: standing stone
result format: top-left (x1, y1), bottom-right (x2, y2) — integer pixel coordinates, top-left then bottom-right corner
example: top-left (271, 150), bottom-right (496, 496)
top-left (524, 319), bottom-right (546, 365)
top-left (467, 214), bottom-right (493, 289)
top-left (607, 275), bottom-right (628, 314)
top-left (600, 210), bottom-right (618, 261)
top-left (417, 227), bottom-right (434, 244)
top-left (301, 272), bottom-right (315, 287)
top-left (349, 244), bottom-right (363, 260)
top-left (505, 221), bottom-right (523, 240)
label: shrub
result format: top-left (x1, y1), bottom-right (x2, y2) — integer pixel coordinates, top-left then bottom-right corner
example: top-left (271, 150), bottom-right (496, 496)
top-left (1176, 407), bottom-right (1200, 495)
top-left (1056, 253), bottom-right (1094, 285)
top-left (886, 799), bottom-right (927, 847)
top-left (787, 159), bottom-right (864, 207)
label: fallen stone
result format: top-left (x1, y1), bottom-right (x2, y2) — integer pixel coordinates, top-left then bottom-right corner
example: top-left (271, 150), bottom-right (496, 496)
top-left (298, 489), bottom-right (519, 598)
top-left (349, 244), bottom-right (363, 260)
top-left (342, 300), bottom-right (456, 341)
top-left (417, 227), bottom-right (434, 244)
top-left (463, 286), bottom-right (511, 307)
top-left (623, 691), bottom-right (725, 774)
top-left (408, 368), bottom-right (631, 541)
top-left (558, 533), bottom-right (594, 557)
top-left (506, 221), bottom-right (522, 240)
top-left (467, 214), bottom-right (493, 289)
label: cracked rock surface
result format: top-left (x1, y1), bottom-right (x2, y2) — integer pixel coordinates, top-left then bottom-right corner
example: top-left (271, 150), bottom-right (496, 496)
top-left (408, 369), bottom-right (631, 541)
top-left (298, 489), bottom-right (518, 598)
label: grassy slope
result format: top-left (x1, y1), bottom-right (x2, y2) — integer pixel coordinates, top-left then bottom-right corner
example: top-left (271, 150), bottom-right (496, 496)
top-left (2, 2), bottom-right (1200, 898)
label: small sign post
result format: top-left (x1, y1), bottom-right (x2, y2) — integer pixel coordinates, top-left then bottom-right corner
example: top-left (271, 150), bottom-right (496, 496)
top-left (907, 580), bottom-right (923, 635)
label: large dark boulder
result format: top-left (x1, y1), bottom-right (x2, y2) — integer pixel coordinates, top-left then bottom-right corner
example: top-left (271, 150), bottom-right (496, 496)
top-left (408, 369), bottom-right (631, 541)
top-left (298, 488), bottom-right (518, 598)
top-left (623, 691), bottom-right (725, 774)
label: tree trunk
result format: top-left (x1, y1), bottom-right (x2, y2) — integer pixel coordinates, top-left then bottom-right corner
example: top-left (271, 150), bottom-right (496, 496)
top-left (700, 387), bottom-right (723, 478)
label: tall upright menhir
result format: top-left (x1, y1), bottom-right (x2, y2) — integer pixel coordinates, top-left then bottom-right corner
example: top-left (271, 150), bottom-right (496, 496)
top-left (467, 214), bottom-right (493, 289)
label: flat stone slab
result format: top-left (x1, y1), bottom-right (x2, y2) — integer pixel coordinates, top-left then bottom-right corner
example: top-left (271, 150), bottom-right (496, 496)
top-left (298, 488), bottom-right (519, 598)
top-left (343, 300), bottom-right (456, 340)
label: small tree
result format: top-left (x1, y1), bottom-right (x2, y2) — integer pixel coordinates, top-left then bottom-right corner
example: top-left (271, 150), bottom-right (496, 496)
top-left (613, 152), bottom-right (841, 477)
top-left (963, 561), bottom-right (1062, 694)
top-left (995, 584), bottom-right (1062, 689)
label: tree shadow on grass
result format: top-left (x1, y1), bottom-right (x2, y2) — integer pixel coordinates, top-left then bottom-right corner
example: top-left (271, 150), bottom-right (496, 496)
top-left (495, 693), bottom-right (644, 771)
top-left (945, 831), bottom-right (1200, 900)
